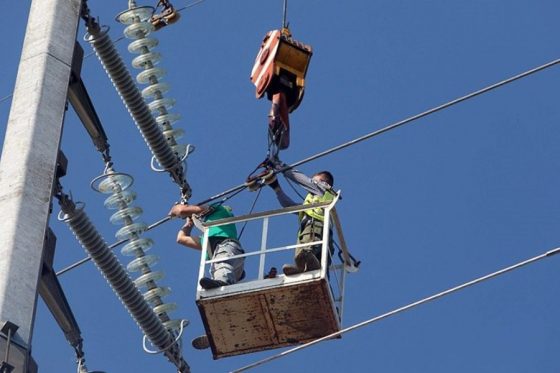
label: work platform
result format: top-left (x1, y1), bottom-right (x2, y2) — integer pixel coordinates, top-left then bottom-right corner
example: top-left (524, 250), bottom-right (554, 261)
top-left (195, 193), bottom-right (356, 359)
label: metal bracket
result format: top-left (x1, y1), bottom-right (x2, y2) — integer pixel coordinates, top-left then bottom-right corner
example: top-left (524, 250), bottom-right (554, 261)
top-left (0, 321), bottom-right (18, 373)
top-left (0, 362), bottom-right (14, 373)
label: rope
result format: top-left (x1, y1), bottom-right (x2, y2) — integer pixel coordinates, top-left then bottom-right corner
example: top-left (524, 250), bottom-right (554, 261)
top-left (231, 247), bottom-right (560, 372)
top-left (142, 319), bottom-right (188, 354)
top-left (284, 177), bottom-right (306, 201)
top-left (237, 187), bottom-right (262, 240)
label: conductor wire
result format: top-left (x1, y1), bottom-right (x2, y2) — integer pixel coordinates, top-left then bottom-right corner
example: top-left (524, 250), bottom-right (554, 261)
top-left (55, 57), bottom-right (560, 276)
top-left (56, 187), bottom-right (247, 276)
top-left (287, 57), bottom-right (560, 171)
top-left (56, 58), bottom-right (560, 276)
top-left (209, 57), bottom-right (560, 202)
top-left (232, 247), bottom-right (560, 372)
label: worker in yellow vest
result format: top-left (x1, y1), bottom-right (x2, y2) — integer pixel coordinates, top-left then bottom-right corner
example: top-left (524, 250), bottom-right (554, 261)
top-left (269, 163), bottom-right (335, 276)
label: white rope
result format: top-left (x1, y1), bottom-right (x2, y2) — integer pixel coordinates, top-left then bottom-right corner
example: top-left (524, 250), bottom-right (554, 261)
top-left (142, 319), bottom-right (188, 355)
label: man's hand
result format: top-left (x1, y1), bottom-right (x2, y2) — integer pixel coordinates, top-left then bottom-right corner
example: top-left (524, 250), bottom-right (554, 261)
top-left (269, 156), bottom-right (287, 172)
top-left (181, 218), bottom-right (194, 234)
top-left (168, 204), bottom-right (186, 218)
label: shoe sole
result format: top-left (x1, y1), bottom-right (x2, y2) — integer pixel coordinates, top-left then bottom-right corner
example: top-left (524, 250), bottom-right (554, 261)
top-left (192, 335), bottom-right (210, 350)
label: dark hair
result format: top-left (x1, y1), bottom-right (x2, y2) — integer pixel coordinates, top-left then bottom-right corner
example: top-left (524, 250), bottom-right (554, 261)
top-left (315, 171), bottom-right (334, 187)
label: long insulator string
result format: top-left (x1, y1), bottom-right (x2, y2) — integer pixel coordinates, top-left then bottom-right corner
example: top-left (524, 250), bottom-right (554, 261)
top-left (56, 57), bottom-right (560, 276)
top-left (231, 247), bottom-right (560, 372)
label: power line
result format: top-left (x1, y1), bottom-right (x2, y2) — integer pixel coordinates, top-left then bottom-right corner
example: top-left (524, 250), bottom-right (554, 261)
top-left (206, 56), bottom-right (560, 204)
top-left (231, 246), bottom-right (560, 372)
top-left (55, 56), bottom-right (560, 276)
top-left (55, 215), bottom-right (171, 276)
top-left (176, 0), bottom-right (206, 12)
top-left (288, 57), bottom-right (560, 170)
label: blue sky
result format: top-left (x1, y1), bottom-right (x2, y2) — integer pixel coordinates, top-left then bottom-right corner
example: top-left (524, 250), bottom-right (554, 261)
top-left (2, 1), bottom-right (560, 372)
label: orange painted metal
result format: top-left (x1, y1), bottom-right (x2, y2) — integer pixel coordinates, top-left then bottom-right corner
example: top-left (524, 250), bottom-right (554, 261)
top-left (250, 29), bottom-right (313, 113)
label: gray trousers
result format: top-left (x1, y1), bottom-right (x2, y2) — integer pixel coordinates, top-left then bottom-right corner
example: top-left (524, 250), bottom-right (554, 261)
top-left (210, 239), bottom-right (245, 284)
top-left (296, 220), bottom-right (333, 267)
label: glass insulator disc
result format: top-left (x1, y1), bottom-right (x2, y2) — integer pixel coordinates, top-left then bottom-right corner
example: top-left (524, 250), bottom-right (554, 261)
top-left (141, 82), bottom-right (169, 98)
top-left (95, 173), bottom-right (133, 194)
top-left (117, 6), bottom-right (154, 24)
top-left (163, 128), bottom-right (184, 142)
top-left (148, 97), bottom-right (175, 112)
top-left (133, 271), bottom-right (164, 288)
top-left (115, 222), bottom-right (147, 240)
top-left (127, 254), bottom-right (159, 272)
top-left (124, 21), bottom-right (154, 39)
top-left (153, 302), bottom-right (177, 315)
top-left (163, 319), bottom-right (186, 332)
top-left (121, 237), bottom-right (154, 256)
top-left (132, 51), bottom-right (161, 69)
top-left (143, 286), bottom-right (171, 303)
top-left (110, 206), bottom-right (143, 225)
top-left (155, 112), bottom-right (180, 126)
top-left (104, 190), bottom-right (136, 209)
top-left (128, 37), bottom-right (158, 53)
top-left (137, 67), bottom-right (166, 84)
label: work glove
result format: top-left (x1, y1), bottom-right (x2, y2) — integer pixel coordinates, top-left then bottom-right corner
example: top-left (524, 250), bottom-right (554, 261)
top-left (263, 171), bottom-right (279, 189)
top-left (268, 156), bottom-right (288, 173)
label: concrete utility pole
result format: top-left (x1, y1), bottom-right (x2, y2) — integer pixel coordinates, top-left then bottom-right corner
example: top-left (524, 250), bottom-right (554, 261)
top-left (0, 0), bottom-right (81, 371)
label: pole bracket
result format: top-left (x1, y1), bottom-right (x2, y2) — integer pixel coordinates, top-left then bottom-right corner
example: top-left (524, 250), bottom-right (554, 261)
top-left (0, 321), bottom-right (18, 373)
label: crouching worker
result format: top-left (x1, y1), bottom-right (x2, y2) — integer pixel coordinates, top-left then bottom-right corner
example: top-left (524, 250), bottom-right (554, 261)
top-left (169, 203), bottom-right (245, 290)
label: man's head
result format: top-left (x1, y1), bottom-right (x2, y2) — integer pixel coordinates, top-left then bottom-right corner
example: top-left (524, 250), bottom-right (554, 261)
top-left (312, 171), bottom-right (334, 187)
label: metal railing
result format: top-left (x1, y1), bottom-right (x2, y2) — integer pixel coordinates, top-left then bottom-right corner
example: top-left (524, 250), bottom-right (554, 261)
top-left (195, 193), bottom-right (353, 322)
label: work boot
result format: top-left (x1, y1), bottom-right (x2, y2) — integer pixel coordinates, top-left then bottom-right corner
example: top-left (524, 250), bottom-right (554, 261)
top-left (192, 335), bottom-right (210, 350)
top-left (199, 277), bottom-right (228, 290)
top-left (283, 250), bottom-right (317, 276)
top-left (282, 263), bottom-right (302, 276)
top-left (303, 251), bottom-right (321, 271)
top-left (283, 251), bottom-right (308, 276)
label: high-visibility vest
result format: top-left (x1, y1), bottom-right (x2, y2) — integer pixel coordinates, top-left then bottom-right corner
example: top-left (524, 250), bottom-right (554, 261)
top-left (299, 190), bottom-right (335, 222)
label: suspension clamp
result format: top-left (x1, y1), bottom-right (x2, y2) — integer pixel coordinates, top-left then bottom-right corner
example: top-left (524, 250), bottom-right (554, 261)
top-left (151, 1), bottom-right (180, 30)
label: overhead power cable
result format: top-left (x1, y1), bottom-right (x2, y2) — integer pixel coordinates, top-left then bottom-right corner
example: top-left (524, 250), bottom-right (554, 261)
top-left (56, 57), bottom-right (560, 276)
top-left (200, 56), bottom-right (560, 204)
top-left (232, 247), bottom-right (560, 372)
top-left (0, 94), bottom-right (12, 105)
top-left (55, 184), bottom-right (248, 276)
top-left (287, 57), bottom-right (560, 170)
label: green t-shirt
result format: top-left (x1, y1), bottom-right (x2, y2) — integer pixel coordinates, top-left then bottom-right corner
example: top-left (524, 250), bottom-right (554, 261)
top-left (204, 204), bottom-right (238, 239)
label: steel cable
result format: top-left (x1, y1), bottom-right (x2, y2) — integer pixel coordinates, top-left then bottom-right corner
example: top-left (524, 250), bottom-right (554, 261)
top-left (232, 247), bottom-right (560, 372)
top-left (56, 57), bottom-right (560, 276)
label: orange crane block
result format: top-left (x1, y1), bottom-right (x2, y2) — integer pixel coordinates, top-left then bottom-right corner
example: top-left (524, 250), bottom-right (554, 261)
top-left (250, 29), bottom-right (312, 112)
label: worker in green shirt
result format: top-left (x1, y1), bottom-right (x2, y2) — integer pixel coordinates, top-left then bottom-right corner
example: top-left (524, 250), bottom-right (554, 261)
top-left (169, 203), bottom-right (245, 289)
